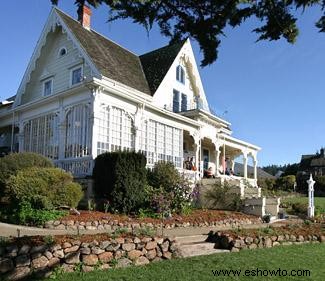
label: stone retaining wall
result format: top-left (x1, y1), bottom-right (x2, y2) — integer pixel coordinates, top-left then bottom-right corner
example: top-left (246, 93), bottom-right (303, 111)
top-left (0, 236), bottom-right (178, 280)
top-left (44, 217), bottom-right (262, 231)
top-left (212, 232), bottom-right (325, 252)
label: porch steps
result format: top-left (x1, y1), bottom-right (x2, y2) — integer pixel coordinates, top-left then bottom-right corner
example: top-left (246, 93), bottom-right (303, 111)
top-left (175, 235), bottom-right (230, 258)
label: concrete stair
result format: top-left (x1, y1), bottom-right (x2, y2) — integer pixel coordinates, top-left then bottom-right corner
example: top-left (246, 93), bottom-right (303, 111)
top-left (175, 234), bottom-right (230, 258)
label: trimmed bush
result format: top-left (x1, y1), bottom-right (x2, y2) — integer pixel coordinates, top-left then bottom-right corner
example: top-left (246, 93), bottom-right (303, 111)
top-left (0, 152), bottom-right (53, 197)
top-left (93, 151), bottom-right (147, 214)
top-left (6, 167), bottom-right (83, 209)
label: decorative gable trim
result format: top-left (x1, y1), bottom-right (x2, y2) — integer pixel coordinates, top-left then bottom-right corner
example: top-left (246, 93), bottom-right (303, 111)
top-left (13, 8), bottom-right (101, 108)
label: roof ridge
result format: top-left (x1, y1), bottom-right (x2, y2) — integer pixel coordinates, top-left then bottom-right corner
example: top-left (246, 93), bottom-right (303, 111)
top-left (140, 39), bottom-right (186, 58)
top-left (54, 7), bottom-right (139, 57)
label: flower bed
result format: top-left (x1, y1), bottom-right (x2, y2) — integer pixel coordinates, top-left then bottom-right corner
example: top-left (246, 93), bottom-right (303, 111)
top-left (0, 234), bottom-right (178, 280)
top-left (209, 224), bottom-right (325, 252)
top-left (44, 210), bottom-right (262, 231)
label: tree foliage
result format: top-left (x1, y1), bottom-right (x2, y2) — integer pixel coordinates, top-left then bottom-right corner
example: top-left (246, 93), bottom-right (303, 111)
top-left (51, 0), bottom-right (325, 66)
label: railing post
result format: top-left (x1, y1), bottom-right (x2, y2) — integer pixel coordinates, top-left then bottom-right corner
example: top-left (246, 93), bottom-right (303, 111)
top-left (307, 174), bottom-right (315, 218)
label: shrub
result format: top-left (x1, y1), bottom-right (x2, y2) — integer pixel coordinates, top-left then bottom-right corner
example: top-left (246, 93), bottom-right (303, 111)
top-left (0, 152), bottom-right (53, 197)
top-left (15, 202), bottom-right (66, 226)
top-left (93, 151), bottom-right (147, 214)
top-left (276, 175), bottom-right (296, 191)
top-left (147, 161), bottom-right (181, 192)
top-left (258, 178), bottom-right (276, 190)
top-left (147, 161), bottom-right (193, 214)
top-left (6, 167), bottom-right (83, 210)
top-left (204, 181), bottom-right (242, 211)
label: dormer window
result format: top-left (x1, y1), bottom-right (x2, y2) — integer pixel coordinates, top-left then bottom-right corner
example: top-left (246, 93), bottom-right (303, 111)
top-left (176, 65), bottom-right (185, 84)
top-left (43, 79), bottom-right (53, 96)
top-left (71, 66), bottom-right (83, 86)
top-left (58, 47), bottom-right (67, 57)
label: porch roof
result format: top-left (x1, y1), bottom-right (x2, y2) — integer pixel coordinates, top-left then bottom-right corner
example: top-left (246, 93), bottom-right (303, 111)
top-left (221, 134), bottom-right (261, 152)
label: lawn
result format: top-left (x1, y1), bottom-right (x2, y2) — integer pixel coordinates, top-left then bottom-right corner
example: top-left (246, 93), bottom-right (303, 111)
top-left (36, 244), bottom-right (325, 281)
top-left (282, 196), bottom-right (325, 214)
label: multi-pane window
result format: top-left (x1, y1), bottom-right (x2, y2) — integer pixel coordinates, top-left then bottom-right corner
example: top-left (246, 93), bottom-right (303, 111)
top-left (43, 79), bottom-right (53, 96)
top-left (110, 107), bottom-right (134, 152)
top-left (97, 106), bottom-right (110, 155)
top-left (145, 119), bottom-right (182, 168)
top-left (176, 65), bottom-right (185, 84)
top-left (173, 89), bottom-right (180, 113)
top-left (23, 113), bottom-right (59, 159)
top-left (181, 93), bottom-right (187, 112)
top-left (65, 104), bottom-right (91, 158)
top-left (71, 66), bottom-right (82, 85)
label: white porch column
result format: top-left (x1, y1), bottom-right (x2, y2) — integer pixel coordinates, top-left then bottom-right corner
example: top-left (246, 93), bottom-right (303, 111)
top-left (243, 152), bottom-right (248, 179)
top-left (215, 149), bottom-right (220, 176)
top-left (90, 88), bottom-right (100, 159)
top-left (253, 159), bottom-right (258, 181)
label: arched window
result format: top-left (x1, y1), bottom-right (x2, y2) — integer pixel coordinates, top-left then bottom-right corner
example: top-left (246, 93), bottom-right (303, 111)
top-left (176, 65), bottom-right (185, 84)
top-left (65, 104), bottom-right (91, 158)
top-left (23, 113), bottom-right (59, 159)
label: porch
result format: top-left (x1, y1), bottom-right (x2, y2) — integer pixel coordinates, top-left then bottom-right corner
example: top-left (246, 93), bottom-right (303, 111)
top-left (182, 130), bottom-right (260, 191)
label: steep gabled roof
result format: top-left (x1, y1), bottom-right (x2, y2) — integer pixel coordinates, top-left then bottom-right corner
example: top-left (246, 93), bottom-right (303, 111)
top-left (56, 9), bottom-right (151, 95)
top-left (140, 41), bottom-right (185, 94)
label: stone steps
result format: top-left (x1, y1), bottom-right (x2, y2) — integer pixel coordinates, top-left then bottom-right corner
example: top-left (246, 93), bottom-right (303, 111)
top-left (175, 235), bottom-right (230, 258)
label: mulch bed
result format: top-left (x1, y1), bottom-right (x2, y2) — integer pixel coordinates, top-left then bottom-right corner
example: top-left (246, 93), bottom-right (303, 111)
top-left (60, 209), bottom-right (259, 225)
top-left (220, 223), bottom-right (325, 239)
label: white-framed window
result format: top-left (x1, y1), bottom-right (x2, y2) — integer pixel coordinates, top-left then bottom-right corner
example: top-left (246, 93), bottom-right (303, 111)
top-left (65, 104), bottom-right (91, 158)
top-left (176, 65), bottom-right (185, 84)
top-left (23, 113), bottom-right (59, 159)
top-left (173, 89), bottom-right (180, 113)
top-left (58, 47), bottom-right (67, 57)
top-left (43, 79), bottom-right (53, 96)
top-left (71, 66), bottom-right (83, 86)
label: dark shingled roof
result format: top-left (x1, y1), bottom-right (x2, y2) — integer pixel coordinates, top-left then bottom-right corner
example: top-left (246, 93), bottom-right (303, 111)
top-left (310, 158), bottom-right (325, 167)
top-left (56, 9), bottom-right (151, 95)
top-left (56, 9), bottom-right (185, 96)
top-left (140, 41), bottom-right (185, 94)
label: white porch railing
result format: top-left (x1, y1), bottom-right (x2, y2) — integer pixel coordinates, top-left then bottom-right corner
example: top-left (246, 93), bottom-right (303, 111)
top-left (54, 157), bottom-right (93, 177)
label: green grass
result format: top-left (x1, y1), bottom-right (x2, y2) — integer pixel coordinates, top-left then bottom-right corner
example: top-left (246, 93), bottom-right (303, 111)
top-left (282, 197), bottom-right (325, 214)
top-left (35, 244), bottom-right (325, 281)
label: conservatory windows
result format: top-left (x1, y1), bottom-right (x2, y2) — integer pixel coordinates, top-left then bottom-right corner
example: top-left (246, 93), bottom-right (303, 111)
top-left (23, 113), bottom-right (59, 159)
top-left (65, 104), bottom-right (91, 158)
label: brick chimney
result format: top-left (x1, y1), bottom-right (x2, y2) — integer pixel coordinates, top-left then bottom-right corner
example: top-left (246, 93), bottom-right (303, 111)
top-left (77, 4), bottom-right (92, 30)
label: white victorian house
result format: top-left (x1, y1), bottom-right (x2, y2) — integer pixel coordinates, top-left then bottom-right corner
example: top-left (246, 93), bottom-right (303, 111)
top-left (0, 6), bottom-right (260, 189)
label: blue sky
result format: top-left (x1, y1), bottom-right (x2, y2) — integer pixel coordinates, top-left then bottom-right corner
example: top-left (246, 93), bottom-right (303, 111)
top-left (1, 1), bottom-right (324, 166)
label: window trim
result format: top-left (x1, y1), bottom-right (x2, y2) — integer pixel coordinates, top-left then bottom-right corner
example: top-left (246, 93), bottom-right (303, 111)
top-left (43, 78), bottom-right (53, 97)
top-left (70, 65), bottom-right (83, 87)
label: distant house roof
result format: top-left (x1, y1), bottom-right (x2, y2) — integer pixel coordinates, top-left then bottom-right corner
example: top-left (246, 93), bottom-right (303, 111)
top-left (310, 158), bottom-right (325, 167)
top-left (56, 9), bottom-right (185, 96)
top-left (301, 154), bottom-right (315, 160)
top-left (234, 163), bottom-right (275, 179)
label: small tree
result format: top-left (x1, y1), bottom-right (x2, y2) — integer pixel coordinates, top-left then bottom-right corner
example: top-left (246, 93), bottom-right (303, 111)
top-left (276, 175), bottom-right (296, 191)
top-left (93, 151), bottom-right (147, 214)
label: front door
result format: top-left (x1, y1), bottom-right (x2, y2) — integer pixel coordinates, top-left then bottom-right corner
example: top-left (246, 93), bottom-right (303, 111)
top-left (203, 149), bottom-right (209, 170)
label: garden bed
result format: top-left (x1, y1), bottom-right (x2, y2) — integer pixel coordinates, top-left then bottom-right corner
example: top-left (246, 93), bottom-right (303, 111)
top-left (44, 210), bottom-right (262, 231)
top-left (209, 223), bottom-right (325, 252)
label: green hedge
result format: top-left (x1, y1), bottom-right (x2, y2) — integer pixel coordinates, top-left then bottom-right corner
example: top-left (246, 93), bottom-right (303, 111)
top-left (0, 152), bottom-right (53, 197)
top-left (93, 151), bottom-right (147, 214)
